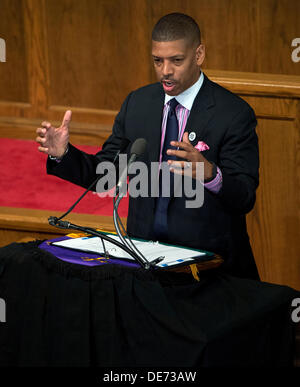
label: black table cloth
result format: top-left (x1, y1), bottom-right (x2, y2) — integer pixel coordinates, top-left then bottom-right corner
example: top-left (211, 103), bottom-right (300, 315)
top-left (0, 240), bottom-right (298, 367)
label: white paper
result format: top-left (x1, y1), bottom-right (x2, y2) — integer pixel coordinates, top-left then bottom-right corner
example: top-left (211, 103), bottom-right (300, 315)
top-left (52, 234), bottom-right (207, 268)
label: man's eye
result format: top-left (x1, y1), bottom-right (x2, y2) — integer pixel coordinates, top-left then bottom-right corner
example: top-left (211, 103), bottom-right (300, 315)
top-left (153, 58), bottom-right (162, 64)
top-left (174, 58), bottom-right (183, 64)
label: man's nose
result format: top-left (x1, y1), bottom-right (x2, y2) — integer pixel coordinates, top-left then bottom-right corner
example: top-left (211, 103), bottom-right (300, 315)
top-left (162, 61), bottom-right (173, 77)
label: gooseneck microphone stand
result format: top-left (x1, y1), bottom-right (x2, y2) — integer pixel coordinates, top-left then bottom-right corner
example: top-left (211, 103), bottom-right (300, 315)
top-left (112, 187), bottom-right (164, 270)
top-left (48, 216), bottom-right (145, 264)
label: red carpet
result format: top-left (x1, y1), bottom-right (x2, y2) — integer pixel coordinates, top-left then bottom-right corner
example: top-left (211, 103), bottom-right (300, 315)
top-left (0, 138), bottom-right (128, 217)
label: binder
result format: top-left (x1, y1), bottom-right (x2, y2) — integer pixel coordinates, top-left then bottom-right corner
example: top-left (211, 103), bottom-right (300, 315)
top-left (51, 231), bottom-right (216, 269)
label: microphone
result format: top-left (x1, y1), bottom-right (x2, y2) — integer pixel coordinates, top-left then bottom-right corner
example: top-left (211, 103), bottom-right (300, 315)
top-left (116, 138), bottom-right (147, 196)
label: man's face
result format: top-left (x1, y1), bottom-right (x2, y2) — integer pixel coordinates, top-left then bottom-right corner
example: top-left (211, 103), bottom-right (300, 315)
top-left (151, 39), bottom-right (205, 96)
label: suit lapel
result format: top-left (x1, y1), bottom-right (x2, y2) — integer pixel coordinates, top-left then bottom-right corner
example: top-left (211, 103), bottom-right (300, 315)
top-left (184, 74), bottom-right (215, 145)
top-left (146, 84), bottom-right (165, 163)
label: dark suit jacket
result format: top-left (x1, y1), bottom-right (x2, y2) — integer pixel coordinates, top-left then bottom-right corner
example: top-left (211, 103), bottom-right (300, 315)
top-left (47, 73), bottom-right (260, 280)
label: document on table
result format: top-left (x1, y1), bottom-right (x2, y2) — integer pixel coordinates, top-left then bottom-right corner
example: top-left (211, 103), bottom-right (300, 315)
top-left (52, 234), bottom-right (214, 268)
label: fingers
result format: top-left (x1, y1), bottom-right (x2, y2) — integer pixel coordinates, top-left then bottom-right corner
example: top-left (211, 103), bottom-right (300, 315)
top-left (167, 135), bottom-right (205, 162)
top-left (36, 127), bottom-right (46, 138)
top-left (36, 134), bottom-right (46, 144)
top-left (168, 160), bottom-right (192, 168)
top-left (38, 123), bottom-right (51, 141)
top-left (169, 132), bottom-right (193, 151)
top-left (170, 139), bottom-right (192, 151)
top-left (166, 137), bottom-right (192, 160)
top-left (182, 131), bottom-right (190, 144)
top-left (36, 126), bottom-right (48, 144)
top-left (168, 160), bottom-right (193, 177)
top-left (38, 109), bottom-right (72, 136)
top-left (61, 110), bottom-right (72, 128)
top-left (168, 160), bottom-right (185, 170)
top-left (167, 149), bottom-right (189, 160)
top-left (36, 127), bottom-right (49, 151)
top-left (37, 145), bottom-right (49, 154)
top-left (41, 121), bottom-right (52, 129)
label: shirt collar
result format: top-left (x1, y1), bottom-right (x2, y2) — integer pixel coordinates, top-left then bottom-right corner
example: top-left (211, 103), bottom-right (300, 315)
top-left (164, 71), bottom-right (204, 111)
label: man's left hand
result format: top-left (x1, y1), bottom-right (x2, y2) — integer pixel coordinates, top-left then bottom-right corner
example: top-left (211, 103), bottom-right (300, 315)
top-left (167, 132), bottom-right (213, 181)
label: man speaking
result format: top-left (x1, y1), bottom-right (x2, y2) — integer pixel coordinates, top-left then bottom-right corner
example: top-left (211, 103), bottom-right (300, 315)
top-left (36, 13), bottom-right (260, 280)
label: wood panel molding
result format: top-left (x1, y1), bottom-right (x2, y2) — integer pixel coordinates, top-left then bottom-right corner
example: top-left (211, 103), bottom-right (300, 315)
top-left (206, 70), bottom-right (300, 98)
top-left (0, 206), bottom-right (126, 247)
top-left (0, 115), bottom-right (112, 145)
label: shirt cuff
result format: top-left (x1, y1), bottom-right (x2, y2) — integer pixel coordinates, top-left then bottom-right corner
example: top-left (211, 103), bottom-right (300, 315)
top-left (48, 145), bottom-right (69, 163)
top-left (204, 166), bottom-right (222, 194)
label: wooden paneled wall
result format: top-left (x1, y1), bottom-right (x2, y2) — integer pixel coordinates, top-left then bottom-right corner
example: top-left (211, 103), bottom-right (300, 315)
top-left (205, 70), bottom-right (300, 291)
top-left (0, 0), bottom-right (299, 125)
top-left (0, 0), bottom-right (299, 289)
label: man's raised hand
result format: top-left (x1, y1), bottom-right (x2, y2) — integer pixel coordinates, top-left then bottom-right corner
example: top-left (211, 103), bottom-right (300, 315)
top-left (36, 110), bottom-right (72, 158)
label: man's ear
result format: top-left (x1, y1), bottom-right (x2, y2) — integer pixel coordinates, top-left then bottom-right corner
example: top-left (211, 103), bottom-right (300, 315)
top-left (196, 44), bottom-right (205, 65)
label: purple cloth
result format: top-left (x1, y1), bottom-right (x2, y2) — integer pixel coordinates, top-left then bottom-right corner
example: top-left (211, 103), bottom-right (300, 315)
top-left (39, 236), bottom-right (140, 268)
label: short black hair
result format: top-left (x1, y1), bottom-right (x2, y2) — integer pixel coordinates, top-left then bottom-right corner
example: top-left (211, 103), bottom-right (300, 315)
top-left (152, 13), bottom-right (201, 47)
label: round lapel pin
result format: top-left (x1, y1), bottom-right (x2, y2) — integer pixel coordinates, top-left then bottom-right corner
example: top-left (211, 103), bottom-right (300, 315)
top-left (188, 132), bottom-right (196, 141)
